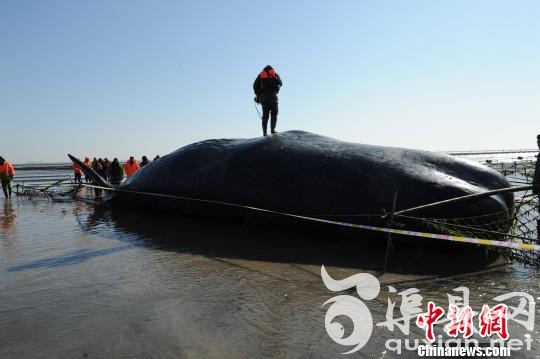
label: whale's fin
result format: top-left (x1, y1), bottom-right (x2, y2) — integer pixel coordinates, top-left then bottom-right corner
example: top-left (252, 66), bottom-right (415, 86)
top-left (68, 154), bottom-right (114, 189)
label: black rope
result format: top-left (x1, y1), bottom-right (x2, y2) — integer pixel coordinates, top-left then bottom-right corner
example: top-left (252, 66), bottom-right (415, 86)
top-left (396, 214), bottom-right (534, 242)
top-left (254, 101), bottom-right (262, 119)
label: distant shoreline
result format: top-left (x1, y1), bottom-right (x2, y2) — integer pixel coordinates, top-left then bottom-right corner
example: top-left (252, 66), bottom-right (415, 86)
top-left (13, 163), bottom-right (71, 171)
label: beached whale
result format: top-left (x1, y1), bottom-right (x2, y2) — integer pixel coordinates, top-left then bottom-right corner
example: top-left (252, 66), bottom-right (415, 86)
top-left (69, 131), bottom-right (513, 273)
top-left (70, 130), bottom-right (512, 220)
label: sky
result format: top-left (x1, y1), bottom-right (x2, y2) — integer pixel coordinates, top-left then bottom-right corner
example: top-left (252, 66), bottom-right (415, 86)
top-left (1, 0), bottom-right (539, 163)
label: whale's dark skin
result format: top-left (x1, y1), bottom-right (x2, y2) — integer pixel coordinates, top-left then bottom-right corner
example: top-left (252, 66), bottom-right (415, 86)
top-left (74, 130), bottom-right (512, 217)
top-left (69, 131), bottom-right (512, 273)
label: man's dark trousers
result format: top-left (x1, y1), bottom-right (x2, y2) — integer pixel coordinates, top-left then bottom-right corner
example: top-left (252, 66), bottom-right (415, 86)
top-left (1, 180), bottom-right (12, 198)
top-left (261, 101), bottom-right (278, 134)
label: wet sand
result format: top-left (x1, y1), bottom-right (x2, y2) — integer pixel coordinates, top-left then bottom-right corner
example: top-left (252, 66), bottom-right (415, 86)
top-left (1, 186), bottom-right (539, 358)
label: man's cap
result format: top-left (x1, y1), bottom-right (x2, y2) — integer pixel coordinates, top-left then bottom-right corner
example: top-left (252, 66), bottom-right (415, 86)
top-left (263, 65), bottom-right (273, 71)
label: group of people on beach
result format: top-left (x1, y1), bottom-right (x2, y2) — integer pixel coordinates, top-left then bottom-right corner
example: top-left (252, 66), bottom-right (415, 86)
top-left (73, 155), bottom-right (161, 186)
top-left (0, 154), bottom-right (165, 199)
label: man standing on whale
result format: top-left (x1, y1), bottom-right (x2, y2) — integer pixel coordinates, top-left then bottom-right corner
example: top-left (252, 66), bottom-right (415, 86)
top-left (253, 65), bottom-right (282, 136)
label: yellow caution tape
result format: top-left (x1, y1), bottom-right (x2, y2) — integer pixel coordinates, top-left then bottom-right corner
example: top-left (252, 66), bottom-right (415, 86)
top-left (287, 214), bottom-right (540, 252)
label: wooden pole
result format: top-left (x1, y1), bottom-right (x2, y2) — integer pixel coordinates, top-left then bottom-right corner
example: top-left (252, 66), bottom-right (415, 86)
top-left (384, 191), bottom-right (398, 272)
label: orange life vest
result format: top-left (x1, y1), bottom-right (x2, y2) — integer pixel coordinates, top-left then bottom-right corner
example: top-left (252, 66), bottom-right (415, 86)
top-left (0, 162), bottom-right (15, 178)
top-left (259, 69), bottom-right (277, 79)
top-left (72, 164), bottom-right (83, 175)
top-left (123, 160), bottom-right (140, 177)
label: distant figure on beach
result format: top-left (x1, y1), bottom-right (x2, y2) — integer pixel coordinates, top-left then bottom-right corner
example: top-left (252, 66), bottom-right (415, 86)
top-left (92, 159), bottom-right (104, 197)
top-left (253, 65), bottom-right (282, 136)
top-left (0, 156), bottom-right (15, 198)
top-left (124, 156), bottom-right (140, 178)
top-left (97, 158), bottom-right (105, 176)
top-left (101, 158), bottom-right (111, 181)
top-left (83, 157), bottom-right (92, 182)
top-left (72, 163), bottom-right (82, 183)
top-left (140, 156), bottom-right (150, 167)
top-left (533, 134), bottom-right (540, 195)
top-left (91, 158), bottom-right (100, 173)
top-left (110, 158), bottom-right (124, 185)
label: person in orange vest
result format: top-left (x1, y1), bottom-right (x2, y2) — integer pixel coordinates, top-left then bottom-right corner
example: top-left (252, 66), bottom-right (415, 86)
top-left (72, 163), bottom-right (83, 183)
top-left (0, 156), bottom-right (16, 198)
top-left (83, 157), bottom-right (92, 182)
top-left (123, 156), bottom-right (140, 178)
top-left (253, 65), bottom-right (282, 136)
